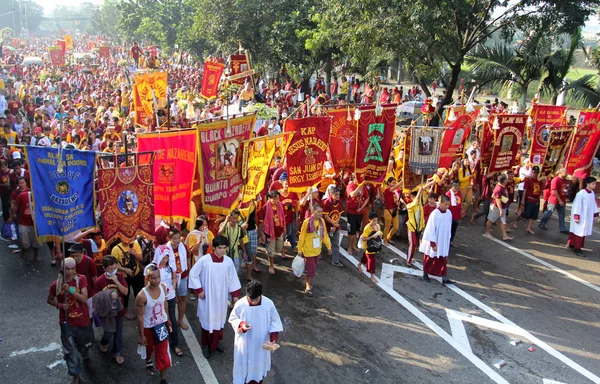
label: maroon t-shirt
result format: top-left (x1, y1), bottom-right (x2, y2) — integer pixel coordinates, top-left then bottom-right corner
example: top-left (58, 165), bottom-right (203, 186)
top-left (75, 255), bottom-right (98, 294)
top-left (548, 176), bottom-right (567, 205)
top-left (49, 275), bottom-right (91, 327)
top-left (524, 178), bottom-right (542, 204)
top-left (321, 197), bottom-right (343, 232)
top-left (14, 191), bottom-right (34, 226)
top-left (445, 189), bottom-right (463, 221)
top-left (492, 184), bottom-right (508, 209)
top-left (93, 272), bottom-right (128, 318)
top-left (346, 182), bottom-right (369, 215)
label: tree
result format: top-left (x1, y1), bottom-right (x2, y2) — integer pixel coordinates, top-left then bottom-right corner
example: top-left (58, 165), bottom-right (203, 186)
top-left (0, 0), bottom-right (44, 34)
top-left (90, 0), bottom-right (123, 41)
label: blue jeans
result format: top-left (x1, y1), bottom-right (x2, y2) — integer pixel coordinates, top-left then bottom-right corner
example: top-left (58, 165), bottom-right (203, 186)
top-left (286, 221), bottom-right (298, 249)
top-left (100, 316), bottom-right (123, 357)
top-left (329, 230), bottom-right (340, 263)
top-left (539, 203), bottom-right (566, 231)
top-left (60, 323), bottom-right (93, 377)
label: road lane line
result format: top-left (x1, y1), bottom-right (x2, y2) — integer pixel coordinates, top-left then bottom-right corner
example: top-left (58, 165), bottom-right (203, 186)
top-left (9, 342), bottom-right (62, 357)
top-left (482, 235), bottom-right (600, 294)
top-left (180, 314), bottom-right (219, 384)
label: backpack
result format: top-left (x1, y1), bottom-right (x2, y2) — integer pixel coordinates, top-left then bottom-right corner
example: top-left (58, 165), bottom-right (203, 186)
top-left (366, 227), bottom-right (383, 253)
top-left (137, 236), bottom-right (154, 266)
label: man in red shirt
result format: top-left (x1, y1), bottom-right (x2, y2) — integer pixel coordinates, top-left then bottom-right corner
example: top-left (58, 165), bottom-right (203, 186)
top-left (7, 95), bottom-right (22, 116)
top-left (131, 42), bottom-right (142, 67)
top-left (538, 167), bottom-right (569, 233)
top-left (514, 166), bottom-right (543, 234)
top-left (11, 188), bottom-right (40, 262)
top-left (484, 174), bottom-right (513, 240)
top-left (322, 186), bottom-right (344, 267)
top-left (258, 191), bottom-right (286, 274)
top-left (46, 257), bottom-right (93, 384)
top-left (445, 180), bottom-right (463, 246)
top-left (279, 174), bottom-right (299, 255)
top-left (345, 174), bottom-right (369, 255)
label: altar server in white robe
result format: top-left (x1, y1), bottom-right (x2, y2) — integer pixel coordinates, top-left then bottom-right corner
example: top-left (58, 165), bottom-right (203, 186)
top-left (229, 280), bottom-right (283, 384)
top-left (189, 235), bottom-right (241, 359)
top-left (419, 194), bottom-right (455, 285)
top-left (568, 177), bottom-right (598, 258)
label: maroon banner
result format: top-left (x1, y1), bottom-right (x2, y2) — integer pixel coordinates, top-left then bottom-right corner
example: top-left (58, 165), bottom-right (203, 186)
top-left (98, 162), bottom-right (155, 245)
top-left (229, 54), bottom-right (249, 85)
top-left (566, 110), bottom-right (600, 177)
top-left (57, 39), bottom-right (66, 56)
top-left (284, 116), bottom-right (331, 192)
top-left (540, 129), bottom-right (573, 178)
top-left (528, 104), bottom-right (567, 165)
top-left (326, 108), bottom-right (357, 171)
top-left (99, 46), bottom-right (110, 59)
top-left (48, 46), bottom-right (64, 66)
top-left (439, 114), bottom-right (474, 169)
top-left (201, 60), bottom-right (225, 100)
top-left (488, 114), bottom-right (527, 173)
top-left (355, 105), bottom-right (397, 184)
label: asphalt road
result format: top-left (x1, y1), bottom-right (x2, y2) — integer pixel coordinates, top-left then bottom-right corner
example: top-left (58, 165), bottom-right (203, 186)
top-left (1, 205), bottom-right (599, 384)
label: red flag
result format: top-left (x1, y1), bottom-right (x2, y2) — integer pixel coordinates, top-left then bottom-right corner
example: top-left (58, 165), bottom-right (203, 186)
top-left (229, 54), bottom-right (249, 85)
top-left (488, 114), bottom-right (527, 173)
top-left (48, 46), bottom-right (64, 66)
top-left (137, 130), bottom-right (198, 221)
top-left (88, 41), bottom-right (96, 51)
top-left (57, 39), bottom-right (66, 56)
top-left (197, 115), bottom-right (255, 213)
top-left (438, 114), bottom-right (474, 169)
top-left (326, 108), bottom-right (357, 171)
top-left (284, 116), bottom-right (332, 192)
top-left (99, 46), bottom-right (110, 59)
top-left (201, 60), bottom-right (225, 100)
top-left (566, 110), bottom-right (600, 177)
top-left (354, 105), bottom-right (396, 184)
top-left (528, 104), bottom-right (567, 165)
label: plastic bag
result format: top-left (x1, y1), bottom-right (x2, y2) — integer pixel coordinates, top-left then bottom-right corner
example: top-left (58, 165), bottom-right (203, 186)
top-left (292, 255), bottom-right (305, 278)
top-left (1, 222), bottom-right (18, 241)
top-left (357, 236), bottom-right (364, 250)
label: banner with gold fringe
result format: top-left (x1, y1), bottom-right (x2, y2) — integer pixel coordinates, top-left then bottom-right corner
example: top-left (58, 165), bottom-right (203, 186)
top-left (326, 107), bottom-right (357, 171)
top-left (133, 71), bottom-right (167, 127)
top-left (566, 109), bottom-right (600, 178)
top-left (528, 104), bottom-right (567, 165)
top-left (201, 60), bottom-right (225, 100)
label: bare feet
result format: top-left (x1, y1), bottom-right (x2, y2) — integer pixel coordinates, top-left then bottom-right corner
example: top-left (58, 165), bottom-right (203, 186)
top-left (483, 233), bottom-right (494, 239)
top-left (370, 275), bottom-right (377, 283)
top-left (357, 264), bottom-right (363, 274)
top-left (268, 266), bottom-right (275, 275)
top-left (347, 248), bottom-right (354, 256)
top-left (178, 320), bottom-right (189, 330)
top-left (512, 222), bottom-right (519, 230)
top-left (526, 229), bottom-right (535, 235)
top-left (502, 236), bottom-right (514, 241)
top-left (470, 215), bottom-right (475, 225)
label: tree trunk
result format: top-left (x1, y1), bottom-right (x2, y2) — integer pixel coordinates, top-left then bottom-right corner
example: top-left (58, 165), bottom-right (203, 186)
top-left (397, 56), bottom-right (403, 83)
top-left (418, 77), bottom-right (431, 98)
top-left (519, 83), bottom-right (528, 111)
top-left (387, 66), bottom-right (392, 84)
top-left (432, 61), bottom-right (462, 126)
top-left (324, 54), bottom-right (333, 97)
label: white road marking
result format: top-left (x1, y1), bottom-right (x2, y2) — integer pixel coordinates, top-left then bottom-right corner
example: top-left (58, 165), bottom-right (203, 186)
top-left (379, 241), bottom-right (600, 383)
top-left (482, 235), bottom-right (600, 294)
top-left (180, 314), bottom-right (219, 384)
top-left (46, 359), bottom-right (65, 369)
top-left (446, 309), bottom-right (473, 354)
top-left (543, 379), bottom-right (568, 384)
top-left (9, 342), bottom-right (62, 357)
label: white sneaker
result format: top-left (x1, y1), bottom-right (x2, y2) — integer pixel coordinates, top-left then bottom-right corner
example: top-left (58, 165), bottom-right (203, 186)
top-left (8, 244), bottom-right (19, 249)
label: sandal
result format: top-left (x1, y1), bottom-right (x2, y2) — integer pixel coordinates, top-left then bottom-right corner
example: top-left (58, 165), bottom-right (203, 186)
top-left (146, 360), bottom-right (155, 376)
top-left (305, 289), bottom-right (313, 297)
top-left (113, 355), bottom-right (125, 364)
top-left (174, 347), bottom-right (184, 357)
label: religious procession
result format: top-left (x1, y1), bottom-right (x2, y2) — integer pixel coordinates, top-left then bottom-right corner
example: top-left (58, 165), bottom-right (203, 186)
top-left (2, 1), bottom-right (600, 384)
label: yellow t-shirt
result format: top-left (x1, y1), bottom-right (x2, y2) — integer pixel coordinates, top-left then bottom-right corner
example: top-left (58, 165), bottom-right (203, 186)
top-left (298, 218), bottom-right (331, 257)
top-left (0, 131), bottom-right (18, 145)
top-left (362, 223), bottom-right (381, 253)
top-left (111, 241), bottom-right (143, 276)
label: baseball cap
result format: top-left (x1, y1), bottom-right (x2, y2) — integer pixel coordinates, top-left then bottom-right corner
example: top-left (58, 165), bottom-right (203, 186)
top-left (532, 166), bottom-right (540, 172)
top-left (34, 127), bottom-right (42, 133)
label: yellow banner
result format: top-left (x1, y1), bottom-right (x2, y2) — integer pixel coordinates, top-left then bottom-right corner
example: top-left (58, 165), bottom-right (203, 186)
top-left (64, 35), bottom-right (73, 51)
top-left (133, 71), bottom-right (168, 127)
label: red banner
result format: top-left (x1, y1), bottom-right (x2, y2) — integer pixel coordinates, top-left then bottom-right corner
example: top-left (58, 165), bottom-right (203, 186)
top-left (229, 54), bottom-right (249, 85)
top-left (488, 114), bottom-right (527, 173)
top-left (197, 115), bottom-right (255, 213)
top-left (326, 108), bottom-right (357, 171)
top-left (439, 114), bottom-right (474, 169)
top-left (57, 39), bottom-right (66, 56)
top-left (284, 116), bottom-right (331, 192)
top-left (99, 46), bottom-right (110, 59)
top-left (88, 41), bottom-right (96, 51)
top-left (566, 110), bottom-right (600, 177)
top-left (201, 60), bottom-right (225, 100)
top-left (355, 105), bottom-right (397, 184)
top-left (540, 129), bottom-right (573, 178)
top-left (137, 130), bottom-right (198, 221)
top-left (48, 46), bottom-right (64, 66)
top-left (528, 104), bottom-right (567, 165)
top-left (98, 161), bottom-right (156, 244)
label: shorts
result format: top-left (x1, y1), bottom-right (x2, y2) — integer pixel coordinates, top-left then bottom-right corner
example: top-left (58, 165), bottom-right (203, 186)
top-left (19, 225), bottom-right (40, 249)
top-left (176, 276), bottom-right (188, 297)
top-left (304, 256), bottom-right (319, 277)
top-left (144, 328), bottom-right (172, 371)
top-left (487, 205), bottom-right (506, 224)
top-left (265, 234), bottom-right (284, 257)
top-left (347, 213), bottom-right (363, 235)
top-left (521, 201), bottom-right (540, 220)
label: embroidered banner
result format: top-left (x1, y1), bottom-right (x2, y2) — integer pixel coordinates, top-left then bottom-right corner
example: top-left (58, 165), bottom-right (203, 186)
top-left (229, 54), bottom-right (249, 85)
top-left (566, 110), bottom-right (600, 177)
top-left (401, 127), bottom-right (424, 190)
top-left (25, 146), bottom-right (96, 240)
top-left (133, 71), bottom-right (167, 127)
top-left (326, 108), bottom-right (357, 171)
top-left (528, 104), bottom-right (567, 165)
top-left (488, 114), bottom-right (527, 173)
top-left (98, 161), bottom-right (155, 244)
top-left (137, 130), bottom-right (198, 221)
top-left (439, 114), bottom-right (474, 169)
top-left (355, 105), bottom-right (397, 184)
top-left (88, 41), bottom-right (96, 51)
top-left (57, 39), bottom-right (66, 56)
top-left (201, 60), bottom-right (225, 100)
top-left (479, 118), bottom-right (496, 170)
top-left (48, 46), bottom-right (64, 66)
top-left (283, 116), bottom-right (331, 192)
top-left (198, 115), bottom-right (255, 213)
top-left (99, 46), bottom-right (110, 59)
top-left (64, 35), bottom-right (73, 51)
top-left (409, 127), bottom-right (443, 175)
top-left (540, 129), bottom-right (573, 178)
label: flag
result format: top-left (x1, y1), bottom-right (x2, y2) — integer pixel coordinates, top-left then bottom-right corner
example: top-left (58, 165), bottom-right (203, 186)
top-left (201, 60), bottom-right (225, 100)
top-left (540, 129), bottom-right (573, 178)
top-left (64, 35), bottom-right (73, 51)
top-left (57, 39), bottom-right (66, 56)
top-left (355, 105), bottom-right (396, 184)
top-left (488, 114), bottom-right (527, 173)
top-left (197, 115), bottom-right (255, 213)
top-left (25, 146), bottom-right (96, 240)
top-left (409, 127), bottom-right (443, 175)
top-left (99, 46), bottom-right (110, 59)
top-left (133, 71), bottom-right (167, 127)
top-left (284, 116), bottom-right (331, 192)
top-left (48, 46), bottom-right (64, 66)
top-left (137, 130), bottom-right (198, 222)
top-left (565, 110), bottom-right (600, 177)
top-left (97, 161), bottom-right (155, 244)
top-left (528, 104), bottom-right (567, 165)
top-left (326, 108), bottom-right (357, 171)
top-left (88, 41), bottom-right (96, 51)
top-left (439, 114), bottom-right (474, 169)
top-left (229, 54), bottom-right (249, 85)
top-left (479, 118), bottom-right (495, 170)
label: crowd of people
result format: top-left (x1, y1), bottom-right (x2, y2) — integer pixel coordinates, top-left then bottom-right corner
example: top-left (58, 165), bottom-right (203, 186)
top-left (2, 35), bottom-right (598, 384)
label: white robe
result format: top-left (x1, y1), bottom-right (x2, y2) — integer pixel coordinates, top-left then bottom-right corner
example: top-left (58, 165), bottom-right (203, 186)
top-left (229, 297), bottom-right (284, 384)
top-left (569, 189), bottom-right (598, 237)
top-left (419, 208), bottom-right (452, 258)
top-left (188, 255), bottom-right (241, 332)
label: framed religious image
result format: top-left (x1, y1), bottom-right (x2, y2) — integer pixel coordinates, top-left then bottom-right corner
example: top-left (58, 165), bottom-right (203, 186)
top-left (217, 139), bottom-right (240, 179)
top-left (500, 135), bottom-right (513, 152)
top-left (118, 190), bottom-right (139, 216)
top-left (418, 136), bottom-right (433, 155)
top-left (452, 128), bottom-right (464, 145)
